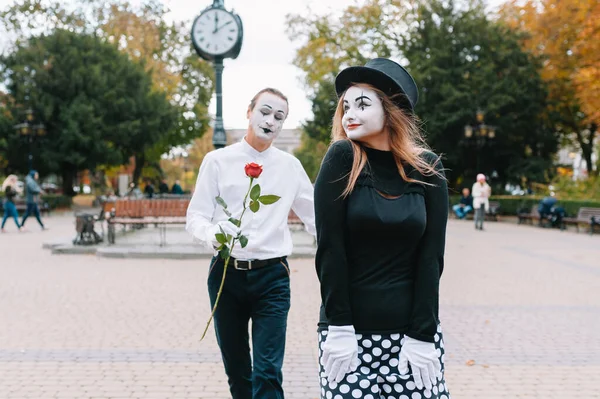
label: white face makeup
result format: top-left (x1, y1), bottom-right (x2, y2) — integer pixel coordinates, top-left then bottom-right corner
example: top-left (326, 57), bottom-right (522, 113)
top-left (249, 92), bottom-right (288, 143)
top-left (342, 86), bottom-right (385, 141)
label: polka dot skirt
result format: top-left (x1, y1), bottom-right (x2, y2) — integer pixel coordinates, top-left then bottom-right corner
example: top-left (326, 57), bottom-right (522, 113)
top-left (318, 325), bottom-right (450, 399)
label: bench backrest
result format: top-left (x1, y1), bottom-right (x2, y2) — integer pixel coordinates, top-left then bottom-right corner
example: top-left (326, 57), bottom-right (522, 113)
top-left (576, 207), bottom-right (600, 221)
top-left (110, 198), bottom-right (190, 218)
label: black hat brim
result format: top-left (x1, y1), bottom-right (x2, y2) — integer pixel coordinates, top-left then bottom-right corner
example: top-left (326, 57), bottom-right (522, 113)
top-left (335, 66), bottom-right (414, 111)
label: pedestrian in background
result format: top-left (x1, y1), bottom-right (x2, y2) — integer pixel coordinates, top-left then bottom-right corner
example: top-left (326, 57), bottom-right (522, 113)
top-left (171, 180), bottom-right (184, 195)
top-left (158, 178), bottom-right (170, 195)
top-left (21, 170), bottom-right (46, 230)
top-left (143, 179), bottom-right (155, 199)
top-left (472, 173), bottom-right (491, 230)
top-left (2, 175), bottom-right (22, 233)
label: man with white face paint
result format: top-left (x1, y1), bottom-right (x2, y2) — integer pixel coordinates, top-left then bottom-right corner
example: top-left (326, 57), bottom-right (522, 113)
top-left (186, 88), bottom-right (316, 399)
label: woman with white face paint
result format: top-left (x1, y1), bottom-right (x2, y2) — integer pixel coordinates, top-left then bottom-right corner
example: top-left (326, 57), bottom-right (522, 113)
top-left (186, 88), bottom-right (316, 399)
top-left (314, 58), bottom-right (450, 399)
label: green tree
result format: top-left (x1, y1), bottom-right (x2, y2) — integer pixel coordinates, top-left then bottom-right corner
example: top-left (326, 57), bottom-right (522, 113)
top-left (0, 0), bottom-right (215, 184)
top-left (287, 0), bottom-right (558, 187)
top-left (0, 91), bottom-right (12, 169)
top-left (403, 1), bottom-right (556, 185)
top-left (0, 29), bottom-right (176, 195)
top-left (294, 79), bottom-right (337, 181)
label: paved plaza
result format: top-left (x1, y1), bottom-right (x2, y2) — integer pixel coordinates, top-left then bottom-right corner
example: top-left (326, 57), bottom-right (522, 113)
top-left (1, 213), bottom-right (599, 398)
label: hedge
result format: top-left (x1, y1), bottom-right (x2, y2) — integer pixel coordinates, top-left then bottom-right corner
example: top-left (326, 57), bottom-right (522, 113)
top-left (449, 195), bottom-right (600, 217)
top-left (0, 193), bottom-right (72, 210)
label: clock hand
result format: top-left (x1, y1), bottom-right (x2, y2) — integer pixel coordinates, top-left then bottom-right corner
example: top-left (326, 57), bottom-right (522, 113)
top-left (213, 13), bottom-right (219, 33)
top-left (214, 20), bottom-right (233, 33)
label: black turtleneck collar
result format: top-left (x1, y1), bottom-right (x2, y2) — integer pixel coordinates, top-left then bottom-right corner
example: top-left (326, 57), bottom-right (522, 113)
top-left (362, 145), bottom-right (397, 168)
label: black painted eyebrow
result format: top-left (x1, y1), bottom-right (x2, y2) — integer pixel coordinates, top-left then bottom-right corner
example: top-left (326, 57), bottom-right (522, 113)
top-left (355, 95), bottom-right (371, 102)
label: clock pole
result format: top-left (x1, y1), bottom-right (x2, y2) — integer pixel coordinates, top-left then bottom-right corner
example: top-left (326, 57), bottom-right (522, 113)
top-left (212, 0), bottom-right (226, 149)
top-left (192, 0), bottom-right (243, 149)
top-left (213, 57), bottom-right (226, 149)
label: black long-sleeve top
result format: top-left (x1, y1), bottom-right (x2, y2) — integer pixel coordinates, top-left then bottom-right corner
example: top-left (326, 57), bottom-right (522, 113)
top-left (4, 186), bottom-right (17, 202)
top-left (314, 140), bottom-right (448, 343)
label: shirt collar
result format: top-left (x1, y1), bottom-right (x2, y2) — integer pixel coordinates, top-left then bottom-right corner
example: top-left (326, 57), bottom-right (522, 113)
top-left (240, 136), bottom-right (274, 158)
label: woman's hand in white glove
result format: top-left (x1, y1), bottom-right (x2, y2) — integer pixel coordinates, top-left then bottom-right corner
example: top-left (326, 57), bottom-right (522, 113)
top-left (398, 335), bottom-right (442, 391)
top-left (322, 326), bottom-right (360, 384)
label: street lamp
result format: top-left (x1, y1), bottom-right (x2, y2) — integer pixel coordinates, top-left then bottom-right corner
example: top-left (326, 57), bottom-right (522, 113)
top-left (13, 108), bottom-right (46, 170)
top-left (462, 109), bottom-right (496, 173)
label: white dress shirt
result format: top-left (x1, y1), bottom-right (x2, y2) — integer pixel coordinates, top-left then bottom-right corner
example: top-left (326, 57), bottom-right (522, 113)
top-left (186, 137), bottom-right (316, 260)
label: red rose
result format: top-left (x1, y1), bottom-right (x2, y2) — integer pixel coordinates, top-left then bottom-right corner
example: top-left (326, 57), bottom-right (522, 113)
top-left (244, 162), bottom-right (263, 178)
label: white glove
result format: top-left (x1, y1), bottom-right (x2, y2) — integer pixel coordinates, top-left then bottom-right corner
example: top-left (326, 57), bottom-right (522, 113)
top-left (206, 220), bottom-right (241, 248)
top-left (322, 325), bottom-right (360, 384)
top-left (398, 335), bottom-right (442, 391)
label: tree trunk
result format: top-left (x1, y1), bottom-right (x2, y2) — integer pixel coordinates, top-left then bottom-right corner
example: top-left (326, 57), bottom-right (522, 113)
top-left (132, 153), bottom-right (146, 187)
top-left (61, 167), bottom-right (76, 197)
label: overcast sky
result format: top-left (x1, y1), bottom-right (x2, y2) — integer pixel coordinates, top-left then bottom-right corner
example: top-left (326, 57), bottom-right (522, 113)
top-left (0, 0), bottom-right (503, 129)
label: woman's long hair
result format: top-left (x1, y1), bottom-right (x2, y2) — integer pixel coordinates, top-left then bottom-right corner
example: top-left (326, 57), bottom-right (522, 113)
top-left (1, 174), bottom-right (19, 193)
top-left (331, 84), bottom-right (444, 197)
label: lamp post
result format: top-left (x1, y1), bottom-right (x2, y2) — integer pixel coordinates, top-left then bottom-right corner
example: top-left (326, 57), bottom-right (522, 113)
top-left (463, 109), bottom-right (496, 173)
top-left (13, 108), bottom-right (46, 170)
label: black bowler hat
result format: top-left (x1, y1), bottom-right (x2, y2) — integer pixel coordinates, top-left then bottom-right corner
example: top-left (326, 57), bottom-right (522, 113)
top-left (335, 58), bottom-right (418, 112)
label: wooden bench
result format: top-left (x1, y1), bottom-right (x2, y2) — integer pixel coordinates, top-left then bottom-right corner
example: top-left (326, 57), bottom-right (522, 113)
top-left (105, 199), bottom-right (308, 246)
top-left (288, 209), bottom-right (304, 229)
top-left (518, 206), bottom-right (542, 226)
top-left (563, 207), bottom-right (600, 235)
top-left (454, 201), bottom-right (500, 221)
top-left (105, 199), bottom-right (189, 246)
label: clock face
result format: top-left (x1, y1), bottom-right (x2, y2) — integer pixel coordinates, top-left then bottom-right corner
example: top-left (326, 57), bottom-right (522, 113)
top-left (192, 8), bottom-right (240, 56)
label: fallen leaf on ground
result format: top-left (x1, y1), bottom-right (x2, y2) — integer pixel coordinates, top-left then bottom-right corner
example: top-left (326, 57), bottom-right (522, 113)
top-left (466, 360), bottom-right (476, 366)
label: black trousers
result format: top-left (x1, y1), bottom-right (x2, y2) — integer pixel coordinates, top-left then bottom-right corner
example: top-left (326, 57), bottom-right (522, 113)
top-left (21, 202), bottom-right (44, 228)
top-left (207, 256), bottom-right (291, 399)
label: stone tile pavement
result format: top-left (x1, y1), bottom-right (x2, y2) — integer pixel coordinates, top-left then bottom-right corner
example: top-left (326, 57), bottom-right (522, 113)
top-left (0, 212), bottom-right (599, 398)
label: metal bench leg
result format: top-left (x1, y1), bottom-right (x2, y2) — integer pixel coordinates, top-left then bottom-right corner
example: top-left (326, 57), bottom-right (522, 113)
top-left (159, 225), bottom-right (166, 247)
top-left (108, 224), bottom-right (115, 244)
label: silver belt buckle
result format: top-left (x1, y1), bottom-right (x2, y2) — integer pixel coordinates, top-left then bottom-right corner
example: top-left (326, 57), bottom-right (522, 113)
top-left (234, 259), bottom-right (252, 270)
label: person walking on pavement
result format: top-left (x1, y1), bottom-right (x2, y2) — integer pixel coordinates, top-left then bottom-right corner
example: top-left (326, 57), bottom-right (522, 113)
top-left (314, 58), bottom-right (450, 398)
top-left (186, 87), bottom-right (316, 399)
top-left (472, 173), bottom-right (491, 231)
top-left (1, 175), bottom-right (23, 232)
top-left (21, 170), bottom-right (46, 230)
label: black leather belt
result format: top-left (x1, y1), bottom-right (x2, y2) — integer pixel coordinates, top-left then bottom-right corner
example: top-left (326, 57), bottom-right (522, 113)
top-left (230, 256), bottom-right (286, 271)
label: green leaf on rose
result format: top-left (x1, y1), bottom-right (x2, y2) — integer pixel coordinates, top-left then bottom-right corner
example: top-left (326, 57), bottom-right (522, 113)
top-left (229, 217), bottom-right (241, 227)
top-left (250, 184), bottom-right (261, 201)
top-left (258, 195), bottom-right (281, 205)
top-left (215, 233), bottom-right (227, 244)
top-left (216, 196), bottom-right (228, 208)
top-left (219, 246), bottom-right (230, 260)
top-left (239, 235), bottom-right (249, 248)
top-left (249, 200), bottom-right (260, 213)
